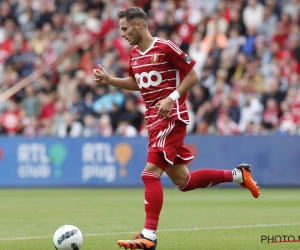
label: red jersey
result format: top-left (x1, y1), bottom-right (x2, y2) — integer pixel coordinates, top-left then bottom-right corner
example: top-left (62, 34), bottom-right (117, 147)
top-left (128, 37), bottom-right (196, 132)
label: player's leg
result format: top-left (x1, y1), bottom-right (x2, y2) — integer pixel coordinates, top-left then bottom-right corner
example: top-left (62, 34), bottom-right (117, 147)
top-left (163, 121), bottom-right (260, 198)
top-left (165, 160), bottom-right (260, 198)
top-left (117, 156), bottom-right (166, 250)
top-left (165, 163), bottom-right (233, 188)
top-left (141, 161), bottom-right (164, 241)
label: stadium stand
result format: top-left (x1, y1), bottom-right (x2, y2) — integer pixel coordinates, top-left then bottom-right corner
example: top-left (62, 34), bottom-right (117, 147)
top-left (0, 0), bottom-right (300, 137)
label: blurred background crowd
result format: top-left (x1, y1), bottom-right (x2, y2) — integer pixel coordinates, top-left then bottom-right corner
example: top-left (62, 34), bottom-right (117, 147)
top-left (0, 0), bottom-right (300, 137)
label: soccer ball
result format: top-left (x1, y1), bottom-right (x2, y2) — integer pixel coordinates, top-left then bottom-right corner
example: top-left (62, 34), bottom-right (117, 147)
top-left (53, 225), bottom-right (83, 250)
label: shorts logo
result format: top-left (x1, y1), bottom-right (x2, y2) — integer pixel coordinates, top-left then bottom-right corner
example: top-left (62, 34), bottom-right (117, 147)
top-left (135, 70), bottom-right (162, 89)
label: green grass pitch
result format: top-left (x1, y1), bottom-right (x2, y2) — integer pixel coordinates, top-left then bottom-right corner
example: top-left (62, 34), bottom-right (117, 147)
top-left (0, 188), bottom-right (299, 250)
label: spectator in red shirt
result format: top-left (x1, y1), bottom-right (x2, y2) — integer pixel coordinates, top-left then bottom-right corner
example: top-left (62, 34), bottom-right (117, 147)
top-left (39, 92), bottom-right (56, 128)
top-left (0, 100), bottom-right (22, 135)
top-left (177, 14), bottom-right (195, 52)
top-left (217, 112), bottom-right (240, 135)
top-left (278, 100), bottom-right (298, 134)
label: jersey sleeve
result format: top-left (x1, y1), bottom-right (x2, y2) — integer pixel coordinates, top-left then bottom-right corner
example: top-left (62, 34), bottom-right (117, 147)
top-left (163, 40), bottom-right (196, 75)
top-left (128, 53), bottom-right (134, 78)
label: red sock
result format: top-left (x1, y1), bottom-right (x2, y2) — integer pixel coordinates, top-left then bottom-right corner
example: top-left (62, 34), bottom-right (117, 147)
top-left (178, 169), bottom-right (233, 191)
top-left (141, 171), bottom-right (163, 231)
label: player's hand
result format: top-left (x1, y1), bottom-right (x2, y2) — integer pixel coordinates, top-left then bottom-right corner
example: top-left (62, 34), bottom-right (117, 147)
top-left (93, 64), bottom-right (109, 84)
top-left (155, 97), bottom-right (174, 117)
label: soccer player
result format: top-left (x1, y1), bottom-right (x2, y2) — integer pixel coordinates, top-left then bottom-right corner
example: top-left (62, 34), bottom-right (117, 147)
top-left (93, 7), bottom-right (260, 250)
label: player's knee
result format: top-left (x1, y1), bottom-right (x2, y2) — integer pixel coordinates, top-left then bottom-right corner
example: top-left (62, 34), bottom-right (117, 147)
top-left (141, 170), bottom-right (161, 183)
top-left (141, 173), bottom-right (147, 183)
top-left (177, 180), bottom-right (189, 192)
top-left (176, 175), bottom-right (192, 192)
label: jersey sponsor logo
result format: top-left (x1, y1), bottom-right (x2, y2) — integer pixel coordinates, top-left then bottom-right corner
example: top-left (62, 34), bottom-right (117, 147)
top-left (184, 54), bottom-right (192, 64)
top-left (135, 70), bottom-right (162, 89)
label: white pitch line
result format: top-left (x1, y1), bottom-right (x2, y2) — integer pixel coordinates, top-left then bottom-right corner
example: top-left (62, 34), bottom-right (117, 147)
top-left (1, 223), bottom-right (300, 241)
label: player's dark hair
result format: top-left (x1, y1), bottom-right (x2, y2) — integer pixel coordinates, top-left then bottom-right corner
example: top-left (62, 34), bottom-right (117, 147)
top-left (117, 7), bottom-right (148, 23)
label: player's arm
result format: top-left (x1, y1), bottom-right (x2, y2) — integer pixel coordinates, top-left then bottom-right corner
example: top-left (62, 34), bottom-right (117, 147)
top-left (155, 42), bottom-right (198, 117)
top-left (155, 68), bottom-right (198, 117)
top-left (93, 64), bottom-right (139, 91)
top-left (175, 68), bottom-right (198, 97)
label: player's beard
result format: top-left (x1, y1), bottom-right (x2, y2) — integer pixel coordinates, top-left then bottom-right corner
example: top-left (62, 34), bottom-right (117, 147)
top-left (129, 30), bottom-right (142, 45)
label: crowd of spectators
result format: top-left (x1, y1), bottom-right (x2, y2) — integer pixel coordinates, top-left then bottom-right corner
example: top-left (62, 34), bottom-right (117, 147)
top-left (0, 0), bottom-right (300, 137)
